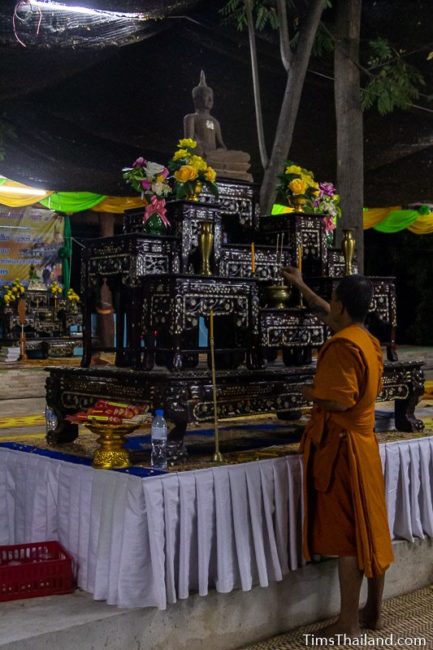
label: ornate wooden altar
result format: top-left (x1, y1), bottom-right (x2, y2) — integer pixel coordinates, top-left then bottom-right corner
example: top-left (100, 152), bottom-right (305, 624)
top-left (46, 179), bottom-right (424, 444)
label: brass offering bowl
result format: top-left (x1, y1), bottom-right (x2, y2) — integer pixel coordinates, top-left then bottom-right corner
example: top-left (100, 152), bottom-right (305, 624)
top-left (86, 422), bottom-right (139, 470)
top-left (265, 284), bottom-right (291, 310)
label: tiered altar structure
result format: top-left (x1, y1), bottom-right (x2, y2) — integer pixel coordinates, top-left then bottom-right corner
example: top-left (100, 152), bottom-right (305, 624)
top-left (46, 180), bottom-right (424, 444)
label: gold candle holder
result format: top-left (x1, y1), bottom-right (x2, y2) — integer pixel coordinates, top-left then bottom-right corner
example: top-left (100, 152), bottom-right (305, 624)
top-left (199, 221), bottom-right (214, 276)
top-left (87, 421), bottom-right (138, 469)
top-left (209, 310), bottom-right (223, 463)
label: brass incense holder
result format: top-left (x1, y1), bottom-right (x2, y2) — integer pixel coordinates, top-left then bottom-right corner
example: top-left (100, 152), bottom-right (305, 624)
top-left (265, 284), bottom-right (291, 310)
top-left (87, 422), bottom-right (138, 469)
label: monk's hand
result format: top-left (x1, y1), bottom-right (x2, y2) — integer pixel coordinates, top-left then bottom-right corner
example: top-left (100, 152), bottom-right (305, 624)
top-left (281, 266), bottom-right (303, 288)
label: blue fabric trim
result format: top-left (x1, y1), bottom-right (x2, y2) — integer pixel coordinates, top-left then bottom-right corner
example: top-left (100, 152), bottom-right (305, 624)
top-left (0, 442), bottom-right (166, 477)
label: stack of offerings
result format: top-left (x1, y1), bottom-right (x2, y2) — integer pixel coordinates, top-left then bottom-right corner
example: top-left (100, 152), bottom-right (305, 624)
top-left (65, 400), bottom-right (148, 426)
top-left (0, 347), bottom-right (20, 363)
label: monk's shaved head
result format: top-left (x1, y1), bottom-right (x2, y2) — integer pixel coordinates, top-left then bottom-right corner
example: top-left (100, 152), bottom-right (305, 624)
top-left (335, 275), bottom-right (373, 323)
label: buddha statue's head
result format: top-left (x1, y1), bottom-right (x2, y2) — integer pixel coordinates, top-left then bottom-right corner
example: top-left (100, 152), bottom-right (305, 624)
top-left (192, 70), bottom-right (214, 111)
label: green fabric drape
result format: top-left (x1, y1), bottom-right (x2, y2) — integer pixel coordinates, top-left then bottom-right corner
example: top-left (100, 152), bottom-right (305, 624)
top-left (40, 192), bottom-right (107, 213)
top-left (373, 209), bottom-right (420, 233)
top-left (59, 216), bottom-right (72, 293)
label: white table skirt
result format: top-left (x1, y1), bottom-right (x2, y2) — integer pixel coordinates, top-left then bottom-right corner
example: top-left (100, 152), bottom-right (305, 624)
top-left (0, 436), bottom-right (432, 609)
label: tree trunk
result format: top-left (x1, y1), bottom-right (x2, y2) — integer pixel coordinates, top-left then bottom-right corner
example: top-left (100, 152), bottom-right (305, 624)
top-left (334, 0), bottom-right (364, 271)
top-left (259, 0), bottom-right (326, 215)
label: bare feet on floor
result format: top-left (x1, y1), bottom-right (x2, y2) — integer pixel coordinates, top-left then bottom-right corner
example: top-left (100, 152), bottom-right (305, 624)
top-left (359, 607), bottom-right (384, 630)
top-left (316, 621), bottom-right (361, 640)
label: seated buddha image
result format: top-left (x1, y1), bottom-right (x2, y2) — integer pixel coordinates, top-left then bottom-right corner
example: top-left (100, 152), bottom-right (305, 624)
top-left (183, 71), bottom-right (253, 183)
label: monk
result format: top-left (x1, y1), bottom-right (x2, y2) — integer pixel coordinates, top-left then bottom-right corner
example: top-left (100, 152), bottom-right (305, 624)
top-left (282, 268), bottom-right (394, 639)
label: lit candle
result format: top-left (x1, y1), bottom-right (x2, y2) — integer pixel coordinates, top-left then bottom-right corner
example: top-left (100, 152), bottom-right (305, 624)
top-left (209, 309), bottom-right (214, 340)
top-left (276, 233), bottom-right (280, 266)
top-left (297, 244), bottom-right (303, 272)
top-left (280, 233), bottom-right (284, 266)
top-left (251, 242), bottom-right (256, 275)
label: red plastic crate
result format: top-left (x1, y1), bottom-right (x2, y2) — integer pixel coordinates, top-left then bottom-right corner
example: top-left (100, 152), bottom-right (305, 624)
top-left (0, 541), bottom-right (75, 601)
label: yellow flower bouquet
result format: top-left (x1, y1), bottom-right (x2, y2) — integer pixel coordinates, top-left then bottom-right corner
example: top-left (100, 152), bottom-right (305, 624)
top-left (66, 288), bottom-right (80, 303)
top-left (50, 281), bottom-right (63, 297)
top-left (277, 161), bottom-right (319, 211)
top-left (0, 280), bottom-right (25, 307)
top-left (168, 138), bottom-right (218, 200)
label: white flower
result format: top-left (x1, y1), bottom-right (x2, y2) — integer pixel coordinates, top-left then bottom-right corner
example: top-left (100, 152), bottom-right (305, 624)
top-left (151, 182), bottom-right (169, 196)
top-left (146, 161), bottom-right (166, 177)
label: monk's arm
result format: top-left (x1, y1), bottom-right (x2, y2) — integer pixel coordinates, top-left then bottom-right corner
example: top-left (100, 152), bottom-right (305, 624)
top-left (281, 267), bottom-right (332, 327)
top-left (303, 384), bottom-right (349, 412)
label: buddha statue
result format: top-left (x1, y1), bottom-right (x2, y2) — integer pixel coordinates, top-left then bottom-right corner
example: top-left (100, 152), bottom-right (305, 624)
top-left (183, 71), bottom-right (253, 183)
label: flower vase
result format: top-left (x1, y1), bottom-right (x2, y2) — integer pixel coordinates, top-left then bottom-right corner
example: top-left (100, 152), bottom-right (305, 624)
top-left (342, 229), bottom-right (356, 276)
top-left (287, 196), bottom-right (305, 213)
top-left (199, 221), bottom-right (214, 276)
top-left (144, 213), bottom-right (166, 236)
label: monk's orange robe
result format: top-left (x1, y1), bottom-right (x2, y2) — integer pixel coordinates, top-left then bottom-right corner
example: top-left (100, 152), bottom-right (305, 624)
top-left (301, 324), bottom-right (394, 577)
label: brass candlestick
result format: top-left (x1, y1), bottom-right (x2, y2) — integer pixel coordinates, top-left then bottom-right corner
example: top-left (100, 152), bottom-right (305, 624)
top-left (209, 310), bottom-right (223, 463)
top-left (199, 221), bottom-right (214, 276)
top-left (342, 229), bottom-right (356, 276)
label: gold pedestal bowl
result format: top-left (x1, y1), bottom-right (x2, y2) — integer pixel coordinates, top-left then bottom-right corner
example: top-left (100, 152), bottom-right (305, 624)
top-left (87, 422), bottom-right (138, 470)
top-left (265, 284), bottom-right (292, 310)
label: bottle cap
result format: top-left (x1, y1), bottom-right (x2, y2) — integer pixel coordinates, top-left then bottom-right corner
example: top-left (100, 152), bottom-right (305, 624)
top-left (155, 409), bottom-right (164, 417)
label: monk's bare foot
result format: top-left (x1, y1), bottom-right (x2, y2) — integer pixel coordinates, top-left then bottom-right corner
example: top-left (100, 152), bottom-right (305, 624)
top-left (359, 607), bottom-right (384, 630)
top-left (316, 621), bottom-right (361, 640)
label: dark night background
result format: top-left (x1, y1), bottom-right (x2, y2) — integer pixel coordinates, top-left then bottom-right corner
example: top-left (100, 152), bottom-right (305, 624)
top-left (0, 0), bottom-right (432, 343)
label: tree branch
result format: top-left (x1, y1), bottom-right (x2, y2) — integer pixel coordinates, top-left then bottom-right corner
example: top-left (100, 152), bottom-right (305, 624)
top-left (259, 0), bottom-right (326, 214)
top-left (245, 0), bottom-right (269, 168)
top-left (276, 0), bottom-right (292, 72)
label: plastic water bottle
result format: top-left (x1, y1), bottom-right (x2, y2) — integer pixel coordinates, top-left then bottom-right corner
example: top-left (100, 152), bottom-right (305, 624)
top-left (45, 405), bottom-right (58, 434)
top-left (151, 409), bottom-right (168, 469)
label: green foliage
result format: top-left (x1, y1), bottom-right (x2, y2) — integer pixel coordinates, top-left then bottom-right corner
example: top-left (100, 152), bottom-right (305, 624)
top-left (361, 38), bottom-right (425, 115)
top-left (219, 0), bottom-right (281, 31)
top-left (220, 1), bottom-right (334, 58)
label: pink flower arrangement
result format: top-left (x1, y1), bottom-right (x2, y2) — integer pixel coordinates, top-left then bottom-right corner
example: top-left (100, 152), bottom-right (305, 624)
top-left (122, 157), bottom-right (172, 230)
top-left (313, 182), bottom-right (341, 234)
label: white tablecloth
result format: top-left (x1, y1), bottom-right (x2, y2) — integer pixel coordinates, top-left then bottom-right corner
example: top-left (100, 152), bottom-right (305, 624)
top-left (0, 436), bottom-right (432, 609)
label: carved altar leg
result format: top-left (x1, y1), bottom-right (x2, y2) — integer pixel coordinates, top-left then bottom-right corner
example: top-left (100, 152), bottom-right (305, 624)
top-left (46, 406), bottom-right (79, 445)
top-left (170, 334), bottom-right (184, 370)
top-left (394, 388), bottom-right (425, 432)
top-left (168, 421), bottom-right (187, 443)
top-left (142, 331), bottom-right (156, 370)
top-left (128, 287), bottom-right (142, 369)
top-left (115, 289), bottom-right (128, 366)
top-left (247, 334), bottom-right (265, 369)
top-left (81, 290), bottom-right (93, 368)
top-left (387, 326), bottom-right (398, 361)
